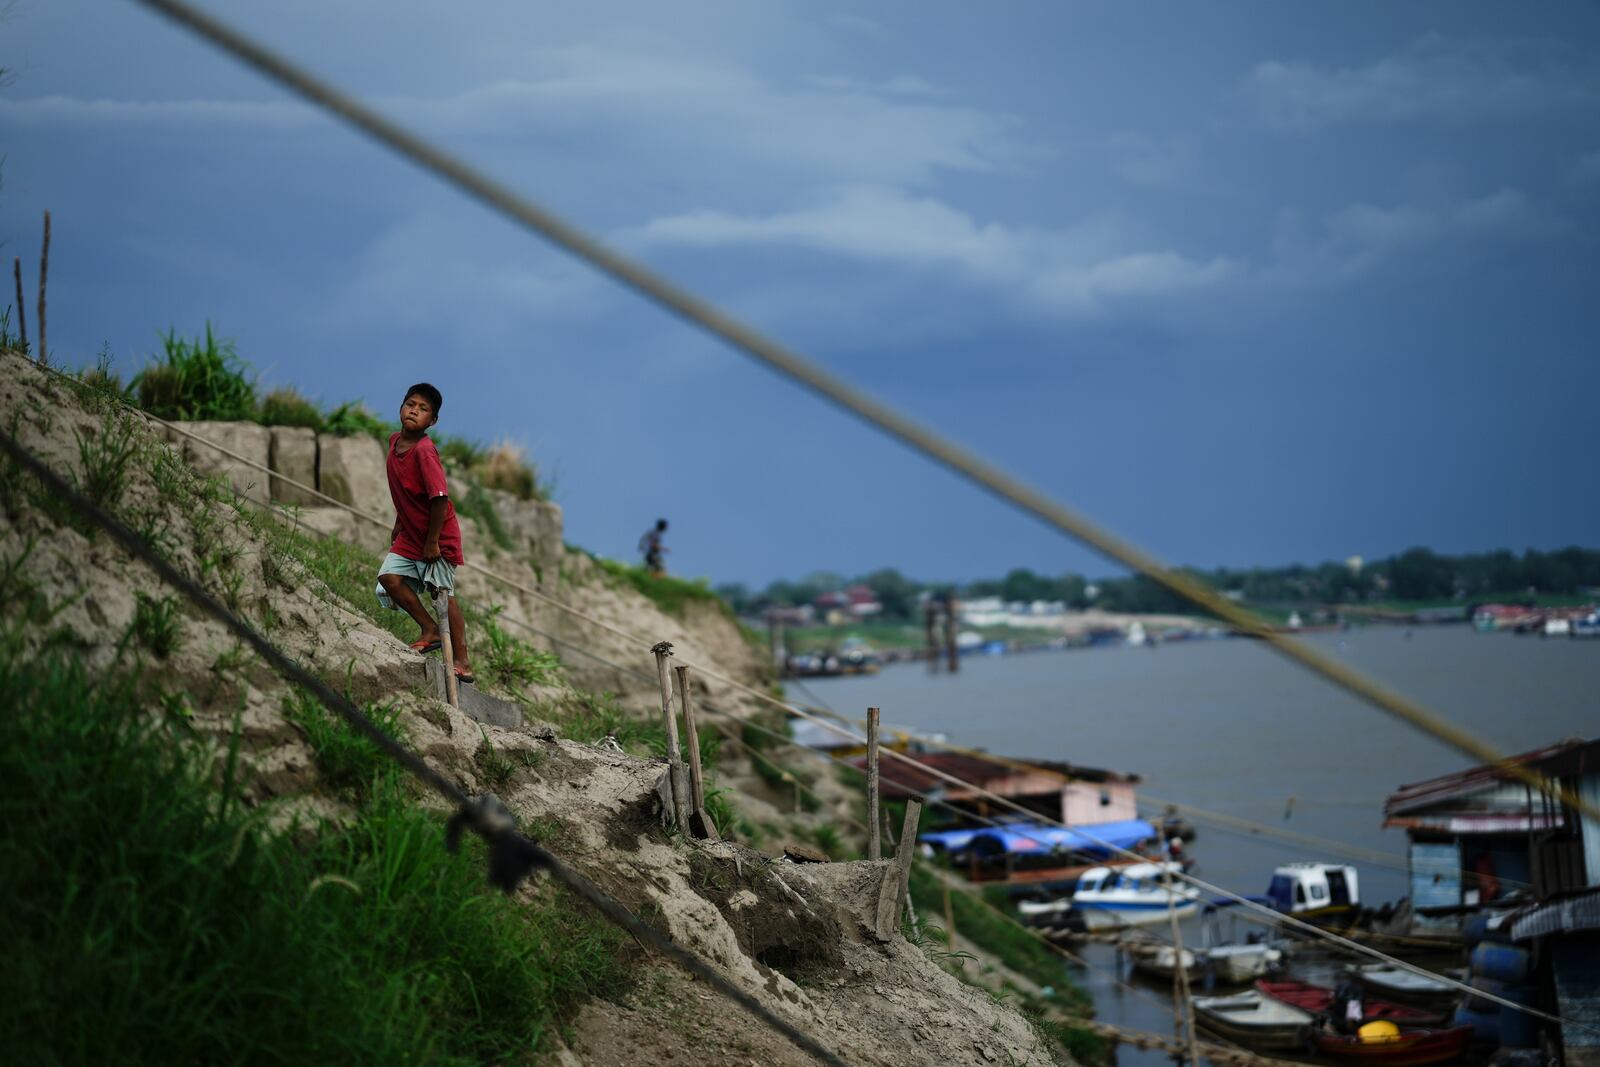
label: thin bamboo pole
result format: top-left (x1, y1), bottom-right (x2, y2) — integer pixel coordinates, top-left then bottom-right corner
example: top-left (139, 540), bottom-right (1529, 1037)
top-left (651, 642), bottom-right (690, 830)
top-left (11, 258), bottom-right (27, 352)
top-left (433, 588), bottom-right (458, 708)
top-left (36, 211), bottom-right (50, 366)
top-left (866, 706), bottom-right (882, 861)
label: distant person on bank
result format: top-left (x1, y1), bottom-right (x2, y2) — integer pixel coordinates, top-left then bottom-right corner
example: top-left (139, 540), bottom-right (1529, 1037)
top-left (639, 518), bottom-right (669, 576)
top-left (376, 382), bottom-right (473, 684)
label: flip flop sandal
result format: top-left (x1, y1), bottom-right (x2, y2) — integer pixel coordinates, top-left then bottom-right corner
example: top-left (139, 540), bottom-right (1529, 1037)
top-left (409, 639), bottom-right (443, 654)
top-left (453, 668), bottom-right (477, 685)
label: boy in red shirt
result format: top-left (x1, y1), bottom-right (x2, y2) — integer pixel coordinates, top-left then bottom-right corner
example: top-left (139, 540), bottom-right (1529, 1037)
top-left (376, 382), bottom-right (473, 683)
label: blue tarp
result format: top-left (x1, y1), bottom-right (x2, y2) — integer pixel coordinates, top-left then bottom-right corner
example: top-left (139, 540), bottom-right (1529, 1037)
top-left (920, 818), bottom-right (1156, 858)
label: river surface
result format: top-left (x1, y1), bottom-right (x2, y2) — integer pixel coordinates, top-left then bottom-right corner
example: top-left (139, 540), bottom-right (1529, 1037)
top-left (800, 626), bottom-right (1599, 1064)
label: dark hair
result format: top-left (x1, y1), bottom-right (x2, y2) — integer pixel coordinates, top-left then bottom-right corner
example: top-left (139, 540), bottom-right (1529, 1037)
top-left (657, 518), bottom-right (668, 531)
top-left (404, 382), bottom-right (443, 415)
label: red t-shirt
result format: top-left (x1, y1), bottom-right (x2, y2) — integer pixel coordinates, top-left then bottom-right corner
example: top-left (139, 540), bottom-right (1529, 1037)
top-left (386, 433), bottom-right (464, 565)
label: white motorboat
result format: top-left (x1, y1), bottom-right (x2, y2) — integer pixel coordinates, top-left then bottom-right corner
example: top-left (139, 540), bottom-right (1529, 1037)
top-left (1071, 862), bottom-right (1200, 930)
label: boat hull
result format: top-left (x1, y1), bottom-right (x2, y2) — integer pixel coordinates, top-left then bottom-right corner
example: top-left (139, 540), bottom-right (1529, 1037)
top-left (1312, 1026), bottom-right (1473, 1066)
top-left (1076, 900), bottom-right (1199, 930)
top-left (1193, 992), bottom-right (1315, 1051)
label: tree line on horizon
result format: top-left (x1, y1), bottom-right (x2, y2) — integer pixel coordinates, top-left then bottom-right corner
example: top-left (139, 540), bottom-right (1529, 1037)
top-left (714, 545), bottom-right (1600, 621)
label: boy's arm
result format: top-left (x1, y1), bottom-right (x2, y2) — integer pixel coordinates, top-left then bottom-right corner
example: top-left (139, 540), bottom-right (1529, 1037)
top-left (422, 497), bottom-right (449, 561)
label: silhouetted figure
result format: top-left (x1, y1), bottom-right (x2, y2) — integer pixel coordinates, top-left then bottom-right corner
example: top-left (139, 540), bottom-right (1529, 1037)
top-left (639, 518), bottom-right (669, 575)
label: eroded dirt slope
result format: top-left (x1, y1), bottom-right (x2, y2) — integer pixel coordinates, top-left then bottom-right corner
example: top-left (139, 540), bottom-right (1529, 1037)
top-left (0, 350), bottom-right (1069, 1067)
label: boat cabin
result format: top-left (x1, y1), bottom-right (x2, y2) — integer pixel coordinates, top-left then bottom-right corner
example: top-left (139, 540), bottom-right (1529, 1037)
top-left (1265, 862), bottom-right (1359, 917)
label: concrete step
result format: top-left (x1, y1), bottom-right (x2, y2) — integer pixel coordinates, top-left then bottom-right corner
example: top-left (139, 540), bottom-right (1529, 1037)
top-left (423, 659), bottom-right (522, 729)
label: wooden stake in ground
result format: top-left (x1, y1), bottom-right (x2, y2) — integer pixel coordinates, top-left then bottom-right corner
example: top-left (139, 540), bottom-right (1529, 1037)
top-left (942, 883), bottom-right (957, 946)
top-left (433, 587), bottom-right (458, 708)
top-left (651, 641), bottom-right (690, 830)
top-left (11, 258), bottom-right (27, 353)
top-left (943, 594), bottom-right (959, 673)
top-left (673, 663), bottom-right (720, 841)
top-left (36, 211), bottom-right (50, 367)
top-left (866, 706), bottom-right (882, 861)
top-left (874, 794), bottom-right (924, 939)
top-left (1162, 851), bottom-right (1200, 1066)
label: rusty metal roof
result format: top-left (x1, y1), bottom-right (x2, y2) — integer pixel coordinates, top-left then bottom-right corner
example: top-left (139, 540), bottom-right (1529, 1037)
top-left (1384, 737), bottom-right (1599, 817)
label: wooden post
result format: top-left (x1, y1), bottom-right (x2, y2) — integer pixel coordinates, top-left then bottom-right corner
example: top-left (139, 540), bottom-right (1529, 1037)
top-left (875, 794), bottom-right (923, 938)
top-left (866, 706), bottom-right (882, 861)
top-left (923, 602), bottom-right (939, 673)
top-left (674, 663), bottom-right (720, 841)
top-left (11, 258), bottom-right (26, 353)
top-left (433, 588), bottom-right (458, 708)
top-left (36, 211), bottom-right (49, 366)
top-left (651, 642), bottom-right (690, 831)
top-left (944, 595), bottom-right (959, 673)
top-left (1163, 851), bottom-right (1200, 1067)
top-left (943, 883), bottom-right (956, 947)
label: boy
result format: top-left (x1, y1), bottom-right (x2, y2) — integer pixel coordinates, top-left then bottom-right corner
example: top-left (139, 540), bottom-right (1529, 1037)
top-left (376, 382), bottom-right (473, 684)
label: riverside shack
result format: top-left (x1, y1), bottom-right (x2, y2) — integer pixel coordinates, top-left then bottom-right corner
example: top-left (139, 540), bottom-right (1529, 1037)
top-left (857, 750), bottom-right (1157, 883)
top-left (1386, 738), bottom-right (1600, 1065)
top-left (1384, 737), bottom-right (1600, 930)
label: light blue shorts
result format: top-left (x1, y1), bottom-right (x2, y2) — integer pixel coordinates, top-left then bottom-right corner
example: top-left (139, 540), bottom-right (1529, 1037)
top-left (375, 553), bottom-right (456, 610)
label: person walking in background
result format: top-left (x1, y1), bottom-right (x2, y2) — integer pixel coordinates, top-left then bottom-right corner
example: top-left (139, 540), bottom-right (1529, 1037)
top-left (639, 518), bottom-right (669, 576)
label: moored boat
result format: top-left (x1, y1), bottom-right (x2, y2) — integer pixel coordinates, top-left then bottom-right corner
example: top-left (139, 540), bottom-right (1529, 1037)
top-left (1256, 979), bottom-right (1450, 1028)
top-left (1352, 965), bottom-right (1463, 1013)
top-left (1070, 862), bottom-right (1200, 930)
top-left (1128, 939), bottom-right (1283, 985)
top-left (1192, 990), bottom-right (1316, 1050)
top-left (1312, 1024), bottom-right (1473, 1065)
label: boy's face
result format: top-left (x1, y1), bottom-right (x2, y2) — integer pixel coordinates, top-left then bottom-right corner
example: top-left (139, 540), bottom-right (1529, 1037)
top-left (400, 393), bottom-right (438, 433)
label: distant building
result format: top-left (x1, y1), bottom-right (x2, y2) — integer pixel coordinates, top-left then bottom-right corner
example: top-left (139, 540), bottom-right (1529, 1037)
top-left (861, 750), bottom-right (1141, 827)
top-left (813, 585), bottom-right (882, 624)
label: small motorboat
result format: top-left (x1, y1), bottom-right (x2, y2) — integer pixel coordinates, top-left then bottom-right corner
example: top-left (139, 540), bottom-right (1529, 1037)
top-left (1352, 965), bottom-right (1463, 1012)
top-left (1070, 862), bottom-right (1200, 931)
top-left (1128, 940), bottom-right (1283, 985)
top-left (1312, 1024), bottom-right (1473, 1065)
top-left (1192, 990), bottom-right (1316, 1051)
top-left (1256, 979), bottom-right (1449, 1028)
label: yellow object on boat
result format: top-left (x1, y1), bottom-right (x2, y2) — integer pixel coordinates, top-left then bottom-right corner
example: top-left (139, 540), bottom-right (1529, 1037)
top-left (1358, 1021), bottom-right (1401, 1043)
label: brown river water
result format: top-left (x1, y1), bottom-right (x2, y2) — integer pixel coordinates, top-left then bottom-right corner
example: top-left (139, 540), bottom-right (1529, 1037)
top-left (800, 625), bottom-right (1600, 1064)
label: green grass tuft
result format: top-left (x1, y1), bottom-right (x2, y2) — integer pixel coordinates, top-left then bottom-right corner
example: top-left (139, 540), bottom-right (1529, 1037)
top-left (594, 557), bottom-right (726, 617)
top-left (258, 386), bottom-right (325, 430)
top-left (0, 640), bottom-right (631, 1065)
top-left (479, 614), bottom-right (564, 690)
top-left (131, 325), bottom-right (258, 421)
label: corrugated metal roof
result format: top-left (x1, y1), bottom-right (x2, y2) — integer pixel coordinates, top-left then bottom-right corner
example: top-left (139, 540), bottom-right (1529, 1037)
top-left (1385, 737), bottom-right (1599, 816)
top-left (1511, 887), bottom-right (1600, 940)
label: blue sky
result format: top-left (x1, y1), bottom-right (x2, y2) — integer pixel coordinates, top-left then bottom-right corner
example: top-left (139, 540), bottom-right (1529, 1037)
top-left (4, 2), bottom-right (1597, 586)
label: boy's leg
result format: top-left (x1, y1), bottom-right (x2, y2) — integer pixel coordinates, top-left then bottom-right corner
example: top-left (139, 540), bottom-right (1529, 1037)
top-left (446, 594), bottom-right (471, 671)
top-left (379, 572), bottom-right (442, 644)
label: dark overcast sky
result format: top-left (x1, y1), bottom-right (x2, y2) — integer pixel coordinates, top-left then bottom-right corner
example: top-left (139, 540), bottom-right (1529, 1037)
top-left (4, 1), bottom-right (1597, 586)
